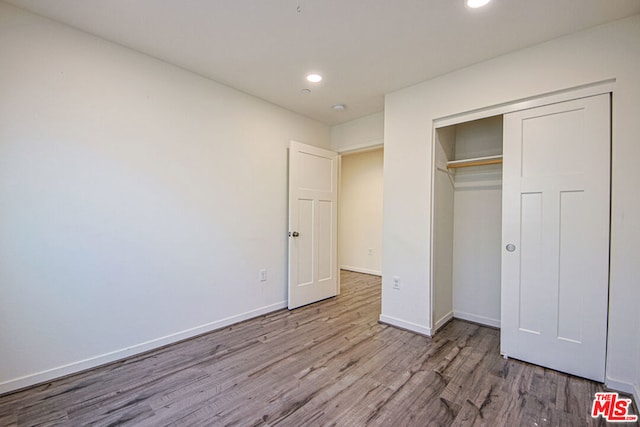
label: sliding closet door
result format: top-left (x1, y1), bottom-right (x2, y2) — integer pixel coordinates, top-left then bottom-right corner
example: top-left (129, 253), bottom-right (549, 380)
top-left (501, 94), bottom-right (610, 382)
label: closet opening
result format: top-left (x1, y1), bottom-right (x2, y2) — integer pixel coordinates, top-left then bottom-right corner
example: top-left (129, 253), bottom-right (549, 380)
top-left (432, 115), bottom-right (503, 332)
top-left (429, 87), bottom-right (612, 380)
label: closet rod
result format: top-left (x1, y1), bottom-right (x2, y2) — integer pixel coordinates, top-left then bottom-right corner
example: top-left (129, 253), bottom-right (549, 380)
top-left (447, 155), bottom-right (503, 169)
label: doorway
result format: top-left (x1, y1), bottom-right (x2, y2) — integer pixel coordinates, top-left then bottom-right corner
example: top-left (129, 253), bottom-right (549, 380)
top-left (338, 147), bottom-right (384, 277)
top-left (287, 143), bottom-right (384, 310)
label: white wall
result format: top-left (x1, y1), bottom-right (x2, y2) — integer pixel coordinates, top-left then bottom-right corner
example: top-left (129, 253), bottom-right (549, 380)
top-left (331, 112), bottom-right (384, 153)
top-left (431, 128), bottom-right (455, 331)
top-left (452, 182), bottom-right (502, 327)
top-left (339, 149), bottom-right (384, 276)
top-left (382, 14), bottom-right (640, 401)
top-left (0, 3), bottom-right (330, 394)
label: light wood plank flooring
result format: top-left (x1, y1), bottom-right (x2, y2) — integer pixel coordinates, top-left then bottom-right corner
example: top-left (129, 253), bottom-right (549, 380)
top-left (1, 270), bottom-right (637, 426)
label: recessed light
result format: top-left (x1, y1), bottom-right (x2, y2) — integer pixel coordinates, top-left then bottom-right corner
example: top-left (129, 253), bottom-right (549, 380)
top-left (332, 104), bottom-right (346, 111)
top-left (466, 0), bottom-right (491, 8)
top-left (306, 73), bottom-right (323, 83)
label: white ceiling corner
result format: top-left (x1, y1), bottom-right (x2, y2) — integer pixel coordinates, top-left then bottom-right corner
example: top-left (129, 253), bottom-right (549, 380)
top-left (5, 0), bottom-right (640, 125)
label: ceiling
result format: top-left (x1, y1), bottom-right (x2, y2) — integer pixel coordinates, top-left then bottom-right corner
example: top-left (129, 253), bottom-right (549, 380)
top-left (6, 0), bottom-right (640, 125)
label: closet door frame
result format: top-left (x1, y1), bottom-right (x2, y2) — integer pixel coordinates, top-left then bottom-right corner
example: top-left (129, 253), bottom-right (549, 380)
top-left (429, 79), bottom-right (614, 335)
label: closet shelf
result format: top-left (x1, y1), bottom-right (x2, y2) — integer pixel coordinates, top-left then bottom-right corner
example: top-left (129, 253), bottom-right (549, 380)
top-left (447, 155), bottom-right (503, 169)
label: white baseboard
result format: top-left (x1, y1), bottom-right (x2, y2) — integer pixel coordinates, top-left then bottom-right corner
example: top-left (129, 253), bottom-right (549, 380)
top-left (340, 265), bottom-right (382, 276)
top-left (0, 301), bottom-right (287, 395)
top-left (379, 314), bottom-right (432, 336)
top-left (433, 311), bottom-right (454, 333)
top-left (454, 310), bottom-right (501, 328)
top-left (605, 377), bottom-right (640, 408)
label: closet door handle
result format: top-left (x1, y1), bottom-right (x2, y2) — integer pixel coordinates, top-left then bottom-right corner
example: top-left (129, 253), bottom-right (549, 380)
top-left (505, 244), bottom-right (516, 252)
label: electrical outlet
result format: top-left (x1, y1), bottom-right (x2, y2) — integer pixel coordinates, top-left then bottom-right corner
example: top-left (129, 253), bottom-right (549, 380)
top-left (393, 276), bottom-right (400, 290)
top-left (259, 269), bottom-right (267, 282)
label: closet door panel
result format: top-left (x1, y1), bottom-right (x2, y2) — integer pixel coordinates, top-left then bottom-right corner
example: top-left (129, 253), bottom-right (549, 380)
top-left (518, 192), bottom-right (544, 334)
top-left (501, 94), bottom-right (610, 382)
top-left (557, 189), bottom-right (587, 343)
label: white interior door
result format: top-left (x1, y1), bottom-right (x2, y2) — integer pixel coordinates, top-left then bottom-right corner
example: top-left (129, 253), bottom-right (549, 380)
top-left (501, 94), bottom-right (610, 382)
top-left (288, 141), bottom-right (339, 309)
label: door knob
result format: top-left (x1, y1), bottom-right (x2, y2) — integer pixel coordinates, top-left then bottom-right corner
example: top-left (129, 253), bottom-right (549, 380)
top-left (291, 231), bottom-right (300, 237)
top-left (506, 244), bottom-right (516, 252)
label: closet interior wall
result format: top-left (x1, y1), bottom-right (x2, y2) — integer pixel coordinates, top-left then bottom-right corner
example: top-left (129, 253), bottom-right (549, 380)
top-left (432, 115), bottom-right (503, 332)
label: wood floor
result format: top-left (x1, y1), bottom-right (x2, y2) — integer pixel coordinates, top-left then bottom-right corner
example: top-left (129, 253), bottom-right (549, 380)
top-left (1, 270), bottom-right (637, 426)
